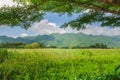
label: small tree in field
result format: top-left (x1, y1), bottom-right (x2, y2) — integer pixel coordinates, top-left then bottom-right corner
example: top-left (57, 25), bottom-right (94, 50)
top-left (24, 42), bottom-right (40, 49)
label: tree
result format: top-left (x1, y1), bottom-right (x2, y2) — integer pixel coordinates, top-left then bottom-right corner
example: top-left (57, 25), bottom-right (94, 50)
top-left (0, 0), bottom-right (119, 29)
top-left (24, 42), bottom-right (40, 48)
top-left (0, 42), bottom-right (25, 48)
top-left (24, 42), bottom-right (46, 48)
top-left (89, 43), bottom-right (108, 48)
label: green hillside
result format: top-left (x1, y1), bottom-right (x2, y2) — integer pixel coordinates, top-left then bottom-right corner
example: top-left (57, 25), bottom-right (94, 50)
top-left (0, 33), bottom-right (120, 48)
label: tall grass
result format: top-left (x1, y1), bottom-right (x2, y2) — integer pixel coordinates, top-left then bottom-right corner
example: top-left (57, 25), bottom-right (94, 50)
top-left (0, 49), bottom-right (120, 80)
top-left (0, 49), bottom-right (8, 63)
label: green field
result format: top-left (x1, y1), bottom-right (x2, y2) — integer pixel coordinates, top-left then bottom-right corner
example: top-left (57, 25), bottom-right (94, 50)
top-left (0, 49), bottom-right (120, 80)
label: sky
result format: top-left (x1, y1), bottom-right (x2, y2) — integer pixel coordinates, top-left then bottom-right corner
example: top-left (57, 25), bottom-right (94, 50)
top-left (0, 0), bottom-right (120, 38)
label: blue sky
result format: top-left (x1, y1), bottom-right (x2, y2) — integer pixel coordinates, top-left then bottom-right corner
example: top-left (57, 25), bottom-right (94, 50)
top-left (44, 13), bottom-right (80, 26)
top-left (0, 0), bottom-right (120, 37)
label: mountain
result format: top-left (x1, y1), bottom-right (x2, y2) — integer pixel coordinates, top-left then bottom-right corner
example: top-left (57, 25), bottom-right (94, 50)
top-left (0, 36), bottom-right (32, 44)
top-left (0, 33), bottom-right (120, 48)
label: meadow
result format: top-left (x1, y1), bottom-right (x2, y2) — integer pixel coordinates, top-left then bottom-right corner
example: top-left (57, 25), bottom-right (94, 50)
top-left (0, 49), bottom-right (120, 80)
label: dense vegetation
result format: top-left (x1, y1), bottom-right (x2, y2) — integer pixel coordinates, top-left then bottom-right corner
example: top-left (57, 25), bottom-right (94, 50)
top-left (0, 49), bottom-right (120, 80)
top-left (0, 42), bottom-right (45, 48)
top-left (0, 0), bottom-right (119, 29)
top-left (89, 43), bottom-right (108, 49)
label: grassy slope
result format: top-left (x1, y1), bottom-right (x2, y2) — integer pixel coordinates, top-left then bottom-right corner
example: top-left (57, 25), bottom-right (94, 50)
top-left (0, 49), bottom-right (120, 80)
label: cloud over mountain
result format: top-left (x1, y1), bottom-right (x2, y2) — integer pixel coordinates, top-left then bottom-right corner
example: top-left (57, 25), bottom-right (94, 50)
top-left (80, 25), bottom-right (120, 36)
top-left (30, 19), bottom-right (120, 36)
top-left (0, 19), bottom-right (120, 37)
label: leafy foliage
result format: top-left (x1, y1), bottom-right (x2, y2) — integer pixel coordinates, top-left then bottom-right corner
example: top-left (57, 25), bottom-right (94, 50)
top-left (0, 5), bottom-right (44, 29)
top-left (0, 0), bottom-right (120, 29)
top-left (62, 11), bottom-right (120, 29)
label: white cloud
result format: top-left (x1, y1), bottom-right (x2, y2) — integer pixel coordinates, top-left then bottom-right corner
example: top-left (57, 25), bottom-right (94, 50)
top-left (0, 0), bottom-right (16, 7)
top-left (30, 19), bottom-right (120, 36)
top-left (19, 33), bottom-right (28, 37)
top-left (80, 25), bottom-right (120, 36)
top-left (0, 33), bottom-right (28, 38)
top-left (30, 19), bottom-right (66, 35)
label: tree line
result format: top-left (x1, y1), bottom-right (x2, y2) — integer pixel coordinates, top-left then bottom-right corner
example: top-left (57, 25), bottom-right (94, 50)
top-left (0, 42), bottom-right (108, 49)
top-left (0, 42), bottom-right (45, 48)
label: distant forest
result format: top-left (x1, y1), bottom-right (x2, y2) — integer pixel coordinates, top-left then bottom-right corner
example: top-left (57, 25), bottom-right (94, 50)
top-left (0, 42), bottom-right (108, 49)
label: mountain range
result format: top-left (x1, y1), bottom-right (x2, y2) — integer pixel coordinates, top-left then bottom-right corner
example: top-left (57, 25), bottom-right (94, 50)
top-left (0, 33), bottom-right (120, 48)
